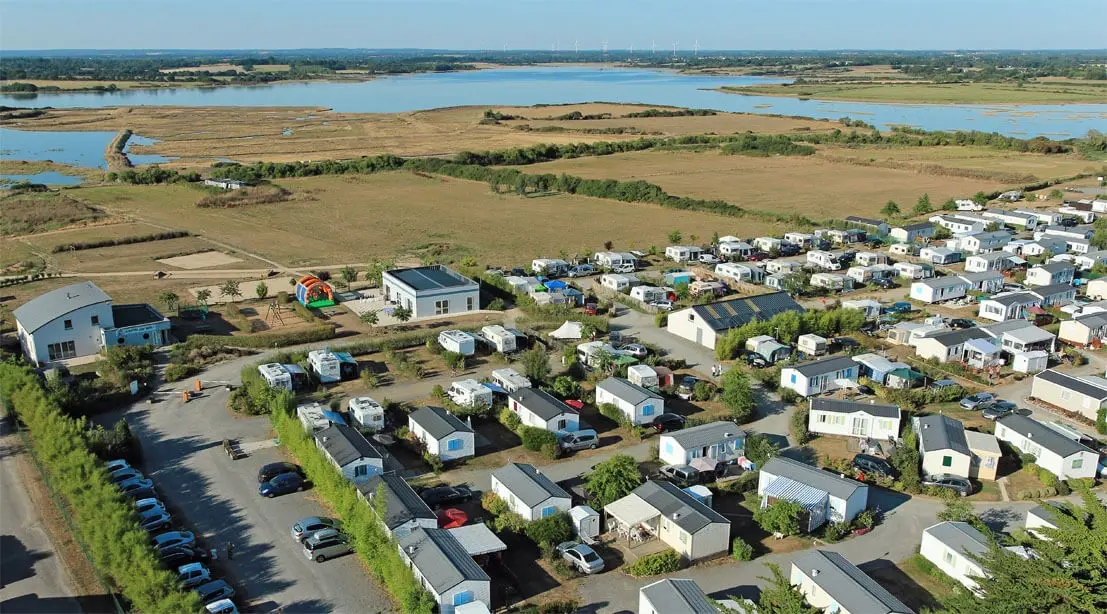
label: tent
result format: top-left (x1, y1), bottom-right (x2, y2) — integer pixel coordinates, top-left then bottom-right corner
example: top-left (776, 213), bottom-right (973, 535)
top-left (545, 280), bottom-right (568, 291)
top-left (549, 321), bottom-right (584, 340)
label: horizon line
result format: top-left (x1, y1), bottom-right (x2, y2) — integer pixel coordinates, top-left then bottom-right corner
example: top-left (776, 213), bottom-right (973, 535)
top-left (4, 47), bottom-right (1106, 54)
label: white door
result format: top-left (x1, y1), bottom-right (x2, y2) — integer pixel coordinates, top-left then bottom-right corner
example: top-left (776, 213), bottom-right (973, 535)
top-left (851, 417), bottom-right (869, 436)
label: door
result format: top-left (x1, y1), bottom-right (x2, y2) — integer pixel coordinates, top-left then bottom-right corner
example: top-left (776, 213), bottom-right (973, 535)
top-left (851, 417), bottom-right (869, 436)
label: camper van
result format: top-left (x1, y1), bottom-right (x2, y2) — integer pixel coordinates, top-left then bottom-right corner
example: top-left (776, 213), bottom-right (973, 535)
top-left (481, 325), bottom-right (517, 353)
top-left (348, 397), bottom-right (385, 432)
top-left (308, 349), bottom-right (342, 384)
top-left (259, 363), bottom-right (292, 391)
top-left (491, 368), bottom-right (531, 392)
top-left (532, 259), bottom-right (570, 277)
top-left (297, 402), bottom-right (332, 433)
top-left (448, 379), bottom-right (493, 409)
top-left (807, 250), bottom-right (841, 271)
top-left (438, 330), bottom-right (476, 356)
top-left (282, 364), bottom-right (310, 390)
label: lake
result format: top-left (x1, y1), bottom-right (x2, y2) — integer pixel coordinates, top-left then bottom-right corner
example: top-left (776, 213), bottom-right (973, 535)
top-left (0, 171), bottom-right (83, 186)
top-left (2, 66), bottom-right (1105, 138)
top-left (0, 127), bottom-right (174, 169)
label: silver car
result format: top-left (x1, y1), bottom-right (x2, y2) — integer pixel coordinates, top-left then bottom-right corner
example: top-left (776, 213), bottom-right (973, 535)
top-left (291, 517), bottom-right (342, 543)
top-left (177, 562), bottom-right (211, 589)
top-left (559, 430), bottom-right (599, 452)
top-left (556, 541), bottom-right (604, 574)
top-left (302, 529), bottom-right (353, 563)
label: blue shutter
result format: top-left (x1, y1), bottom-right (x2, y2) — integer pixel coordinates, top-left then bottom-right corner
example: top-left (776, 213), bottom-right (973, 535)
top-left (542, 505), bottom-right (555, 518)
top-left (453, 591), bottom-right (474, 606)
top-left (790, 373), bottom-right (797, 383)
top-left (642, 404), bottom-right (654, 416)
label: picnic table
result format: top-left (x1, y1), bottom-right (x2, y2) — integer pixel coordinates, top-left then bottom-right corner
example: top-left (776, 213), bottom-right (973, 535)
top-left (223, 438), bottom-right (246, 460)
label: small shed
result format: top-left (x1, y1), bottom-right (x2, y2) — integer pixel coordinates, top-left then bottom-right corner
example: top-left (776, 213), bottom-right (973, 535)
top-left (1012, 350), bottom-right (1049, 374)
top-left (348, 396), bottom-right (385, 432)
top-left (627, 364), bottom-right (659, 388)
top-left (570, 505), bottom-right (601, 544)
top-left (796, 334), bottom-right (828, 357)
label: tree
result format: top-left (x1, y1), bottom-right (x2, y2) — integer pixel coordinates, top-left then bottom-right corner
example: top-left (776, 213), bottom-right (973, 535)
top-left (721, 368), bottom-right (756, 423)
top-left (744, 432), bottom-right (779, 466)
top-left (603, 240), bottom-right (614, 251)
top-left (340, 265), bottom-right (358, 290)
top-left (552, 376), bottom-right (580, 399)
top-left (972, 190), bottom-right (990, 206)
top-left (942, 489), bottom-right (1107, 614)
top-left (524, 512), bottom-right (573, 549)
top-left (780, 270), bottom-right (810, 297)
top-left (913, 193), bottom-right (933, 215)
top-left (594, 349), bottom-right (615, 374)
top-left (941, 197), bottom-right (957, 210)
top-left (392, 305), bottom-right (412, 323)
top-left (1049, 188), bottom-right (1064, 200)
top-left (255, 282), bottom-right (269, 300)
top-left (359, 310), bottom-right (379, 327)
top-left (158, 291), bottom-right (180, 314)
top-left (365, 259), bottom-right (394, 287)
top-left (668, 230), bottom-right (683, 243)
top-left (736, 562), bottom-right (819, 614)
top-left (520, 347), bottom-right (551, 384)
top-left (712, 231), bottom-right (720, 245)
top-left (195, 289), bottom-right (212, 304)
top-left (219, 280), bottom-right (241, 301)
top-left (585, 455), bottom-right (643, 509)
top-left (880, 200), bottom-right (901, 216)
top-left (753, 499), bottom-right (803, 536)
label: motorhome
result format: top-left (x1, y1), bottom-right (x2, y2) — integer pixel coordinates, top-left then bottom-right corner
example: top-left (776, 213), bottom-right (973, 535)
top-left (448, 379), bottom-right (493, 409)
top-left (491, 367), bottom-right (531, 392)
top-left (308, 349), bottom-right (342, 384)
top-left (481, 325), bottom-right (517, 353)
top-left (259, 363), bottom-right (292, 391)
top-left (348, 397), bottom-right (385, 432)
top-left (531, 259), bottom-right (570, 277)
top-left (807, 250), bottom-right (841, 270)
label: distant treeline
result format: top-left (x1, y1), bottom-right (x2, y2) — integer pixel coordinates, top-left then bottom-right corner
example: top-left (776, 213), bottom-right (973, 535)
top-left (107, 167), bottom-right (201, 184)
top-left (793, 127), bottom-right (1073, 154)
top-left (721, 134), bottom-right (816, 156)
top-left (535, 108), bottom-right (716, 121)
top-left (51, 230), bottom-right (191, 253)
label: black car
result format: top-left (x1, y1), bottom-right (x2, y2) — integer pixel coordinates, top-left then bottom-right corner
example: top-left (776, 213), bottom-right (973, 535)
top-left (122, 486), bottom-right (158, 501)
top-left (158, 546), bottom-right (209, 568)
top-left (651, 413), bottom-right (687, 433)
top-left (837, 251), bottom-right (857, 265)
top-left (1059, 217), bottom-right (1078, 227)
top-left (420, 485), bottom-right (473, 508)
top-left (745, 353), bottom-right (770, 368)
top-left (779, 245), bottom-right (801, 257)
top-left (258, 462), bottom-right (304, 484)
top-left (871, 278), bottom-right (899, 289)
top-left (949, 318), bottom-right (976, 330)
top-left (852, 453), bottom-right (895, 479)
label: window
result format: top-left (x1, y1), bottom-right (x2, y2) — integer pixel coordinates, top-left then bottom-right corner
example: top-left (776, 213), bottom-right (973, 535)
top-left (818, 414), bottom-right (827, 423)
top-left (47, 341), bottom-right (77, 361)
top-left (642, 404), bottom-right (655, 416)
top-left (943, 550), bottom-right (955, 565)
top-left (942, 456), bottom-right (953, 467)
top-left (63, 319), bottom-right (73, 330)
top-left (453, 591), bottom-right (474, 606)
top-left (678, 531), bottom-right (688, 544)
top-left (91, 315), bottom-right (99, 325)
top-left (790, 373), bottom-right (797, 384)
top-left (1072, 458), bottom-right (1083, 469)
top-left (541, 506), bottom-right (555, 518)
top-left (664, 443), bottom-right (673, 455)
top-left (434, 299), bottom-right (449, 316)
top-left (466, 296), bottom-right (475, 311)
top-left (446, 438), bottom-right (463, 452)
top-left (878, 419), bottom-right (892, 431)
top-left (354, 464), bottom-right (368, 477)
top-left (556, 419), bottom-right (567, 430)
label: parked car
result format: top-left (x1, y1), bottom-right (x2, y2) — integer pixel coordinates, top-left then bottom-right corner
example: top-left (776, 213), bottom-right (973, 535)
top-left (139, 508), bottom-right (172, 532)
top-left (583, 302), bottom-right (598, 316)
top-left (697, 254), bottom-right (720, 265)
top-left (873, 278), bottom-right (900, 290)
top-left (257, 462), bottom-right (304, 483)
top-left (419, 485), bottom-right (473, 508)
top-left (982, 401), bottom-right (1029, 420)
top-left (109, 467), bottom-right (143, 484)
top-left (105, 459), bottom-right (130, 474)
top-left (885, 302), bottom-right (913, 314)
top-left (123, 485), bottom-right (159, 501)
top-left (856, 384), bottom-right (875, 396)
top-left (922, 474), bottom-right (973, 497)
top-left (851, 454), bottom-right (895, 479)
top-left (612, 263), bottom-right (636, 274)
top-left (1059, 217), bottom-right (1078, 227)
top-left (118, 477), bottom-right (156, 496)
top-left (621, 344), bottom-right (649, 359)
top-left (194, 579), bottom-right (235, 605)
top-left (676, 376), bottom-right (697, 400)
top-left (649, 300), bottom-right (674, 311)
top-left (650, 413), bottom-right (686, 433)
top-left (176, 562), bottom-right (212, 589)
top-left (568, 264), bottom-right (595, 278)
top-left (556, 541), bottom-right (605, 574)
top-left (153, 531), bottom-right (196, 552)
top-left (205, 599), bottom-right (239, 614)
top-left (158, 546), bottom-right (208, 568)
top-left (559, 430), bottom-right (600, 452)
top-left (960, 393), bottom-right (996, 410)
top-left (745, 353), bottom-right (769, 368)
top-left (838, 251), bottom-right (858, 265)
top-left (746, 251), bottom-right (769, 262)
top-left (291, 517), bottom-right (342, 543)
top-left (948, 318), bottom-right (976, 330)
top-left (258, 472), bottom-right (305, 498)
top-left (1002, 283), bottom-right (1026, 292)
top-left (654, 464), bottom-right (713, 488)
top-left (302, 529), bottom-right (354, 562)
top-left (779, 244), bottom-right (801, 257)
top-left (134, 497), bottom-right (166, 515)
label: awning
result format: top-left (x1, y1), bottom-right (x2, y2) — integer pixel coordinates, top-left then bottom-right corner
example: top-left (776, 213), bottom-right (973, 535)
top-left (604, 494), bottom-right (658, 528)
top-left (482, 382), bottom-right (508, 394)
top-left (762, 477), bottom-right (828, 511)
top-left (834, 378), bottom-right (859, 389)
top-left (322, 410), bottom-right (347, 425)
top-left (1028, 306), bottom-right (1048, 315)
top-left (964, 338), bottom-right (999, 355)
top-left (447, 523), bottom-right (507, 556)
top-left (689, 457), bottom-right (720, 473)
top-left (454, 603), bottom-right (492, 614)
top-left (438, 508), bottom-right (468, 529)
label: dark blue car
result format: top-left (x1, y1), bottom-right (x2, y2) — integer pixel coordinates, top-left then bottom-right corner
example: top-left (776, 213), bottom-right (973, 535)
top-left (259, 472), bottom-right (304, 498)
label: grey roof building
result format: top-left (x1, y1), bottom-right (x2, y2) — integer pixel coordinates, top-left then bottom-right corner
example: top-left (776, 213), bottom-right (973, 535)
top-left (639, 578), bottom-right (716, 614)
top-left (1032, 283), bottom-right (1077, 300)
top-left (634, 480), bottom-right (729, 534)
top-left (915, 414), bottom-right (970, 456)
top-left (925, 328), bottom-right (991, 349)
top-left (810, 397), bottom-right (900, 419)
top-left (688, 292), bottom-right (804, 332)
top-left (490, 462), bottom-right (569, 508)
top-left (759, 456), bottom-right (865, 501)
top-left (507, 387), bottom-right (576, 421)
top-left (791, 355), bottom-right (858, 377)
top-left (665, 420), bottom-right (745, 451)
top-left (315, 424), bottom-right (382, 467)
top-left (397, 527), bottom-right (489, 596)
top-left (995, 413), bottom-right (1097, 458)
top-left (357, 473), bottom-right (436, 532)
top-left (925, 520), bottom-right (990, 558)
top-left (385, 265), bottom-right (478, 292)
top-left (12, 281), bottom-right (112, 334)
top-left (596, 377), bottom-right (661, 405)
top-left (408, 405), bottom-right (473, 439)
top-left (792, 550), bottom-right (914, 614)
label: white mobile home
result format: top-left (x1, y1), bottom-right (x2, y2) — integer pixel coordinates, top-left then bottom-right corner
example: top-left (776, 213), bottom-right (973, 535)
top-left (491, 462), bottom-right (571, 521)
top-left (921, 521), bottom-right (990, 592)
top-left (259, 362), bottom-right (293, 390)
top-left (961, 231), bottom-right (1011, 255)
top-left (784, 231), bottom-right (814, 246)
top-left (910, 277), bottom-right (969, 304)
top-left (447, 379), bottom-right (493, 410)
top-left (307, 349), bottom-right (346, 384)
top-left (780, 355), bottom-right (859, 397)
top-left (753, 236), bottom-right (782, 252)
top-left (600, 273), bottom-right (638, 292)
top-left (718, 241), bottom-right (754, 260)
top-left (531, 258), bottom-right (570, 276)
top-left (746, 334), bottom-right (792, 362)
top-left (665, 245), bottom-right (703, 262)
top-left (408, 406), bottom-right (476, 462)
top-left (314, 424), bottom-right (384, 484)
top-left (659, 421), bottom-right (745, 467)
top-left (964, 252), bottom-right (1013, 273)
top-left (913, 414), bottom-right (973, 480)
top-left (920, 246), bottom-right (962, 265)
top-left (790, 550), bottom-right (914, 614)
top-left (604, 481), bottom-right (729, 562)
top-left (994, 414), bottom-right (1099, 480)
top-left (490, 367), bottom-right (531, 392)
top-left (629, 285), bottom-right (668, 303)
top-left (639, 579), bottom-right (716, 614)
top-left (715, 262), bottom-right (764, 283)
top-left (297, 402), bottom-right (332, 433)
top-left (841, 299), bottom-right (883, 320)
top-left (807, 398), bottom-right (901, 441)
top-left (508, 388), bottom-right (579, 433)
top-left (438, 330), bottom-right (477, 356)
top-left (1025, 262), bottom-right (1076, 287)
top-left (757, 456), bottom-right (868, 531)
top-left (978, 292), bottom-right (1041, 322)
top-left (358, 473), bottom-right (437, 537)
top-left (596, 377), bottom-right (664, 426)
top-left (845, 216), bottom-right (890, 236)
top-left (957, 271), bottom-right (1005, 294)
top-left (480, 325), bottom-right (517, 353)
top-left (894, 261), bottom-right (932, 280)
top-left (810, 272), bottom-right (853, 291)
top-left (1059, 312), bottom-right (1107, 348)
top-left (348, 396), bottom-right (386, 433)
top-left (854, 251), bottom-right (888, 267)
top-left (796, 333), bottom-right (828, 357)
top-left (592, 251), bottom-right (637, 269)
top-left (764, 260), bottom-right (799, 275)
top-left (982, 209), bottom-right (1038, 230)
top-left (890, 222), bottom-right (936, 244)
top-left (382, 265), bottom-right (480, 319)
top-left (930, 214), bottom-right (987, 235)
top-left (397, 528), bottom-right (491, 614)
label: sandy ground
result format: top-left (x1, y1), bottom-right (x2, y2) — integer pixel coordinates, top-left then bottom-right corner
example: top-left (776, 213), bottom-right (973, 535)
top-left (158, 251), bottom-right (244, 269)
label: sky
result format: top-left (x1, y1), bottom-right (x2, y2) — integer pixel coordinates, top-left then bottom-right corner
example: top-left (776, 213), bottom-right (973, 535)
top-left (2, 0), bottom-right (1105, 51)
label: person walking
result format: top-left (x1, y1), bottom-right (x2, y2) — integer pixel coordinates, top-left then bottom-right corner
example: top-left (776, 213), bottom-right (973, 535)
top-left (226, 542), bottom-right (235, 560)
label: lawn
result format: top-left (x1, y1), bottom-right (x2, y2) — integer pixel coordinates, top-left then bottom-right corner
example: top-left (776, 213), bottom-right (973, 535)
top-left (514, 148), bottom-right (1012, 218)
top-left (72, 171), bottom-right (786, 268)
top-left (721, 81), bottom-right (1107, 104)
top-left (869, 553), bottom-right (957, 613)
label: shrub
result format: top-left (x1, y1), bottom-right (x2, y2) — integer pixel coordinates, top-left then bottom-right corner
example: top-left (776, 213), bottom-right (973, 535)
top-left (754, 499), bottom-right (802, 536)
top-left (163, 362), bottom-right (198, 382)
top-left (186, 325), bottom-right (336, 349)
top-left (499, 407), bottom-right (521, 431)
top-left (654, 312), bottom-right (668, 328)
top-left (597, 402), bottom-right (631, 428)
top-left (853, 509), bottom-right (875, 529)
top-left (431, 384), bottom-right (446, 399)
top-left (519, 426), bottom-right (559, 452)
top-left (540, 442), bottom-right (562, 460)
top-left (692, 380), bottom-right (714, 402)
top-left (820, 521), bottom-right (852, 543)
top-left (538, 601), bottom-right (580, 614)
top-left (1019, 452), bottom-right (1037, 466)
top-left (625, 550), bottom-right (682, 577)
top-left (550, 560), bottom-right (576, 580)
top-left (1067, 477), bottom-right (1095, 490)
top-left (423, 452), bottom-right (444, 473)
top-left (731, 537), bottom-right (754, 561)
top-left (779, 388), bottom-right (800, 405)
top-left (790, 404), bottom-right (811, 445)
top-left (481, 492), bottom-right (528, 533)
top-left (744, 432), bottom-right (780, 466)
top-left (525, 512), bottom-right (573, 549)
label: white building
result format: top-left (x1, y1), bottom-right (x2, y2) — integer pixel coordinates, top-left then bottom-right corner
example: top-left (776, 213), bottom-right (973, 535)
top-left (790, 550), bottom-right (914, 614)
top-left (490, 367), bottom-right (531, 392)
top-left (348, 396), bottom-right (385, 433)
top-left (408, 406), bottom-right (476, 461)
top-left (357, 473), bottom-right (437, 537)
top-left (715, 262), bottom-right (764, 284)
top-left (1059, 311), bottom-right (1107, 348)
top-left (964, 252), bottom-right (1013, 273)
top-left (638, 579), bottom-right (717, 614)
top-left (1015, 209), bottom-right (1062, 226)
top-left (1073, 249), bottom-right (1107, 270)
top-left (841, 299), bottom-right (882, 320)
top-left (604, 480), bottom-right (730, 562)
top-left (920, 521), bottom-right (990, 592)
top-left (930, 214), bottom-right (986, 235)
top-left (961, 231), bottom-right (1011, 255)
top-left (753, 236), bottom-right (782, 252)
top-left (844, 216), bottom-right (890, 236)
top-left (914, 414), bottom-right (999, 481)
top-left (595, 377), bottom-right (664, 426)
top-left (490, 462), bottom-right (571, 521)
top-left (982, 209), bottom-right (1038, 230)
top-left (1026, 262), bottom-right (1076, 288)
top-left (438, 330), bottom-right (477, 356)
top-left (659, 421), bottom-right (745, 467)
top-left (665, 245), bottom-right (704, 262)
top-left (397, 528), bottom-right (490, 614)
top-left (807, 250), bottom-right (842, 270)
top-left (894, 262), bottom-right (932, 280)
top-left (382, 265), bottom-right (480, 319)
top-left (890, 222), bottom-right (936, 244)
top-left (957, 271), bottom-right (1005, 294)
top-left (600, 273), bottom-right (639, 292)
top-left (810, 272), bottom-right (853, 291)
top-left (718, 241), bottom-right (754, 260)
top-left (666, 292), bottom-right (804, 350)
top-left (314, 424), bottom-right (384, 485)
top-left (914, 328), bottom-right (994, 364)
top-left (910, 277), bottom-right (969, 304)
top-left (807, 398), bottom-right (901, 441)
top-left (920, 246), bottom-right (962, 265)
top-left (531, 258), bottom-right (570, 276)
top-left (507, 388), bottom-right (579, 433)
top-left (780, 356), bottom-right (859, 397)
top-left (14, 281), bottom-right (171, 366)
top-left (994, 414), bottom-right (1099, 480)
top-left (448, 379), bottom-right (493, 410)
top-left (203, 177), bottom-right (248, 189)
top-left (757, 456), bottom-right (868, 531)
top-left (978, 292), bottom-right (1041, 322)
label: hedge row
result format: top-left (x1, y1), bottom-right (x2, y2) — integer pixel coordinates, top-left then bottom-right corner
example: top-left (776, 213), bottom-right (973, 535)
top-left (270, 408), bottom-right (435, 613)
top-left (184, 325), bottom-right (336, 349)
top-left (51, 230), bottom-right (191, 253)
top-left (0, 362), bottom-right (201, 613)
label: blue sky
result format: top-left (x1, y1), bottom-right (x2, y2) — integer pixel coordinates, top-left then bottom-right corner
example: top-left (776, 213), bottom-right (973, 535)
top-left (2, 0), bottom-right (1104, 51)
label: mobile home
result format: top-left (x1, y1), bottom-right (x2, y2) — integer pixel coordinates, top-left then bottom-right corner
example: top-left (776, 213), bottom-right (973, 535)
top-left (438, 330), bottom-right (477, 356)
top-left (480, 325), bottom-right (517, 353)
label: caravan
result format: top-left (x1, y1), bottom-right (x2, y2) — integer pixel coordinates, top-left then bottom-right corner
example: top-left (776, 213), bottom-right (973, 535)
top-left (348, 397), bottom-right (385, 432)
top-left (297, 402), bottom-right (342, 433)
top-left (532, 259), bottom-right (570, 277)
top-left (491, 367), bottom-right (531, 392)
top-left (308, 349), bottom-right (342, 384)
top-left (481, 325), bottom-right (517, 353)
top-left (259, 363), bottom-right (292, 391)
top-left (438, 330), bottom-right (477, 356)
top-left (448, 380), bottom-right (493, 409)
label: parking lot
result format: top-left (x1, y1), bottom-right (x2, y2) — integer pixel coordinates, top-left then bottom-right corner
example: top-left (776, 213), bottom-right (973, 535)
top-left (113, 378), bottom-right (395, 613)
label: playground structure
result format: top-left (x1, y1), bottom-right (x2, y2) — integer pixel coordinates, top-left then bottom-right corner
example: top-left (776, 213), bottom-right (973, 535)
top-left (295, 275), bottom-right (336, 308)
top-left (178, 302), bottom-right (209, 320)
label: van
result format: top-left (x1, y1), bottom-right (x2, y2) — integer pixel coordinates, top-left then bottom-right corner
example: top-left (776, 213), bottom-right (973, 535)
top-left (302, 529), bottom-right (353, 563)
top-left (568, 264), bottom-right (595, 278)
top-left (611, 263), bottom-right (636, 274)
top-left (560, 429), bottom-right (599, 452)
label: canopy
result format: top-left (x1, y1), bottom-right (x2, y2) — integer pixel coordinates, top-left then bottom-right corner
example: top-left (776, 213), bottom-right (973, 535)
top-left (604, 494), bottom-right (657, 528)
top-left (447, 523), bottom-right (507, 556)
top-left (965, 338), bottom-right (999, 355)
top-left (762, 477), bottom-right (828, 511)
top-left (834, 378), bottom-right (859, 389)
top-left (321, 410), bottom-right (348, 426)
top-left (545, 280), bottom-right (568, 291)
top-left (482, 382), bottom-right (508, 394)
top-left (549, 321), bottom-right (584, 340)
top-left (689, 457), bottom-right (720, 473)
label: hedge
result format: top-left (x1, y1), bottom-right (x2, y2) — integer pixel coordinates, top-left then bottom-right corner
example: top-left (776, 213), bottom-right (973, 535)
top-left (270, 407), bottom-right (434, 613)
top-left (184, 325), bottom-right (336, 349)
top-left (0, 362), bottom-right (201, 613)
top-left (51, 230), bottom-right (191, 253)
top-left (625, 550), bottom-right (682, 577)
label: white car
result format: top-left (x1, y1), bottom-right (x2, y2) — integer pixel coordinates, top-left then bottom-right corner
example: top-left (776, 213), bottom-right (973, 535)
top-left (612, 263), bottom-right (636, 273)
top-left (697, 254), bottom-right (720, 265)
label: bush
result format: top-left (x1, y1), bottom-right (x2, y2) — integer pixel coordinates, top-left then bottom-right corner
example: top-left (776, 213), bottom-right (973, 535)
top-left (1019, 452), bottom-right (1037, 466)
top-left (423, 452), bottom-right (444, 473)
top-left (499, 407), bottom-right (521, 431)
top-left (481, 492), bottom-right (528, 533)
top-left (525, 512), bottom-right (573, 549)
top-left (538, 601), bottom-right (580, 614)
top-left (163, 362), bottom-right (199, 382)
top-left (431, 384), bottom-right (446, 399)
top-left (654, 312), bottom-right (668, 328)
top-left (1067, 477), bottom-right (1095, 490)
top-left (754, 499), bottom-right (802, 536)
top-left (597, 402), bottom-right (632, 428)
top-left (51, 230), bottom-right (190, 253)
top-left (820, 521), bottom-right (852, 542)
top-left (779, 388), bottom-right (800, 405)
top-left (540, 442), bottom-right (562, 460)
top-left (853, 509), bottom-right (875, 529)
top-left (790, 404), bottom-right (811, 445)
top-left (625, 550), bottom-right (682, 577)
top-left (744, 432), bottom-right (780, 466)
top-left (731, 537), bottom-right (754, 561)
top-left (692, 380), bottom-right (714, 402)
top-left (186, 325), bottom-right (336, 349)
top-left (550, 559), bottom-right (576, 580)
top-left (519, 426), bottom-right (559, 452)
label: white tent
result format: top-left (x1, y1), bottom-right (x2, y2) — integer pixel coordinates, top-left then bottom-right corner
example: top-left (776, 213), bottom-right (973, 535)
top-left (549, 320), bottom-right (584, 340)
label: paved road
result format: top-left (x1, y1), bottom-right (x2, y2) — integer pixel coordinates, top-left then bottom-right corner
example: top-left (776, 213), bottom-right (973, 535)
top-left (0, 436), bottom-right (82, 614)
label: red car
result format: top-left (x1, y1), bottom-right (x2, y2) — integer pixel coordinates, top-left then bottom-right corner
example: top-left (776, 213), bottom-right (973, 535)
top-left (746, 251), bottom-right (769, 262)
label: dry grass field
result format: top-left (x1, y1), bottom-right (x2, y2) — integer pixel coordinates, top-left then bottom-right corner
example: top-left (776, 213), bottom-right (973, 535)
top-left (5, 104), bottom-right (841, 168)
top-left (821, 145), bottom-right (1101, 183)
top-left (511, 148), bottom-right (1015, 218)
top-left (71, 171), bottom-right (784, 268)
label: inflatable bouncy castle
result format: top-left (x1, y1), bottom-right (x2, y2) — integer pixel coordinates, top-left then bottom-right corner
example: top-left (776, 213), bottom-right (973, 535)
top-left (295, 275), bottom-right (336, 308)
